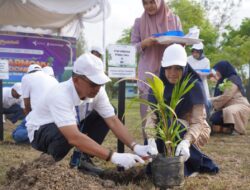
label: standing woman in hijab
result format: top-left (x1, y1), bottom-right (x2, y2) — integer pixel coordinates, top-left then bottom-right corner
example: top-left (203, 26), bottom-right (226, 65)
top-left (131, 0), bottom-right (182, 141)
top-left (147, 44), bottom-right (218, 176)
top-left (209, 61), bottom-right (250, 135)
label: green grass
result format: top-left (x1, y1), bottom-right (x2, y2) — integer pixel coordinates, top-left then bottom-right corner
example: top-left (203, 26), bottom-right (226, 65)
top-left (104, 99), bottom-right (143, 151)
top-left (1, 99), bottom-right (250, 189)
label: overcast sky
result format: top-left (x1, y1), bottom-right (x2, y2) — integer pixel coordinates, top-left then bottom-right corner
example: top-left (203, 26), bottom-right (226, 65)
top-left (83, 0), bottom-right (250, 50)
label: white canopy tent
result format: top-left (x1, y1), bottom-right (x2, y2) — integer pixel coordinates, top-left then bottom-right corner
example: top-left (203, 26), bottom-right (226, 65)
top-left (0, 0), bottom-right (111, 140)
top-left (0, 0), bottom-right (110, 37)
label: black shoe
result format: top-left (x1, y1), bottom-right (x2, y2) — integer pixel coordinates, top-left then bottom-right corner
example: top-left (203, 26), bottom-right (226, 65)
top-left (69, 149), bottom-right (81, 168)
top-left (77, 154), bottom-right (104, 176)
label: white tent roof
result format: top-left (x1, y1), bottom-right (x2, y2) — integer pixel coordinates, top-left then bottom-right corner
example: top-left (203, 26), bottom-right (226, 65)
top-left (0, 0), bottom-right (110, 37)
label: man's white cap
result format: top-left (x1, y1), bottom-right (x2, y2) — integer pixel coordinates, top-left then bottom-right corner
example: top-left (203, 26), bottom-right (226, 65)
top-left (161, 44), bottom-right (187, 67)
top-left (73, 53), bottom-right (111, 85)
top-left (91, 46), bottom-right (104, 55)
top-left (192, 42), bottom-right (204, 50)
top-left (27, 64), bottom-right (42, 73)
top-left (43, 66), bottom-right (55, 76)
top-left (12, 82), bottom-right (22, 95)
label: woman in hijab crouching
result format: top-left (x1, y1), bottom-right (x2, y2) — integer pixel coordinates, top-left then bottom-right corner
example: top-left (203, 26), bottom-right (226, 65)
top-left (147, 44), bottom-right (219, 176)
top-left (209, 61), bottom-right (250, 135)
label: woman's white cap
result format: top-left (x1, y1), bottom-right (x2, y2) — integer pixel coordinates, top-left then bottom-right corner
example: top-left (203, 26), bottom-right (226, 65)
top-left (192, 42), bottom-right (204, 50)
top-left (161, 44), bottom-right (187, 67)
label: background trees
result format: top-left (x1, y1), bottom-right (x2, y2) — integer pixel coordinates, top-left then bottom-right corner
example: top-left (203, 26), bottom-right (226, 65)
top-left (199, 0), bottom-right (242, 31)
top-left (168, 0), bottom-right (218, 58)
top-left (215, 18), bottom-right (250, 82)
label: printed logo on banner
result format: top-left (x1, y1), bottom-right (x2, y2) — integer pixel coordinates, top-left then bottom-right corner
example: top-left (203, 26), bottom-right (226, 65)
top-left (0, 32), bottom-right (76, 86)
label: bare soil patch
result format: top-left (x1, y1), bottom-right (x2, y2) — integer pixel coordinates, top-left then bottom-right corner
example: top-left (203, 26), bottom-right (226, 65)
top-left (1, 153), bottom-right (149, 190)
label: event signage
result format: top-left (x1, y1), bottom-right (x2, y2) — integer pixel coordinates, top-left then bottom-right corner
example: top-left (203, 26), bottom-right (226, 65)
top-left (0, 59), bottom-right (9, 79)
top-left (0, 32), bottom-right (76, 86)
top-left (107, 44), bottom-right (136, 78)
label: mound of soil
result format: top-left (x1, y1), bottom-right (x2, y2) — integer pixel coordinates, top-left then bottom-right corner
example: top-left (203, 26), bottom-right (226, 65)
top-left (100, 166), bottom-right (147, 185)
top-left (1, 154), bottom-right (149, 190)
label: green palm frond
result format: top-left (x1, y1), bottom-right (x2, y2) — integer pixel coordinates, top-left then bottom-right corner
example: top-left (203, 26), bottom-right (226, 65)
top-left (145, 72), bottom-right (165, 104)
top-left (170, 74), bottom-right (196, 110)
top-left (218, 79), bottom-right (233, 92)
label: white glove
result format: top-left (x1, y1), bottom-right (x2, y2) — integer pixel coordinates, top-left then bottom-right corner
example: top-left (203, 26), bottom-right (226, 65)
top-left (110, 152), bottom-right (145, 170)
top-left (133, 141), bottom-right (158, 158)
top-left (148, 138), bottom-right (158, 147)
top-left (147, 138), bottom-right (159, 162)
top-left (175, 139), bottom-right (190, 161)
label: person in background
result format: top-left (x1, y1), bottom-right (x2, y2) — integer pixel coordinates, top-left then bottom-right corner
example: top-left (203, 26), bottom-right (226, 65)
top-left (1, 82), bottom-right (27, 143)
top-left (209, 61), bottom-right (250, 135)
top-left (43, 66), bottom-right (55, 77)
top-left (131, 0), bottom-right (182, 142)
top-left (12, 118), bottom-right (29, 143)
top-left (42, 57), bottom-right (55, 77)
top-left (12, 64), bottom-right (58, 143)
top-left (26, 53), bottom-right (157, 176)
top-left (90, 46), bottom-right (105, 71)
top-left (21, 64), bottom-right (58, 115)
top-left (147, 44), bottom-right (219, 176)
top-left (2, 83), bottom-right (24, 124)
top-left (187, 42), bottom-right (210, 99)
top-left (90, 46), bottom-right (104, 60)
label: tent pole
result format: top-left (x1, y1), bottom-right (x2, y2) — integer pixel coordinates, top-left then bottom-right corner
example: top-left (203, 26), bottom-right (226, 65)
top-left (102, 0), bottom-right (106, 71)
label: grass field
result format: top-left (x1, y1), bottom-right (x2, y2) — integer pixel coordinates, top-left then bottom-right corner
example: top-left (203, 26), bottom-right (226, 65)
top-left (0, 99), bottom-right (250, 189)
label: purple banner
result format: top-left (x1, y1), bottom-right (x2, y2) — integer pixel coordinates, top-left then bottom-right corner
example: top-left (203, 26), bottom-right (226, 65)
top-left (0, 32), bottom-right (76, 86)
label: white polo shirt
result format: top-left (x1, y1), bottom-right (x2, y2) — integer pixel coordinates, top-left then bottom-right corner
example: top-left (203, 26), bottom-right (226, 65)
top-left (21, 71), bottom-right (58, 110)
top-left (2, 87), bottom-right (23, 108)
top-left (26, 78), bottom-right (115, 142)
